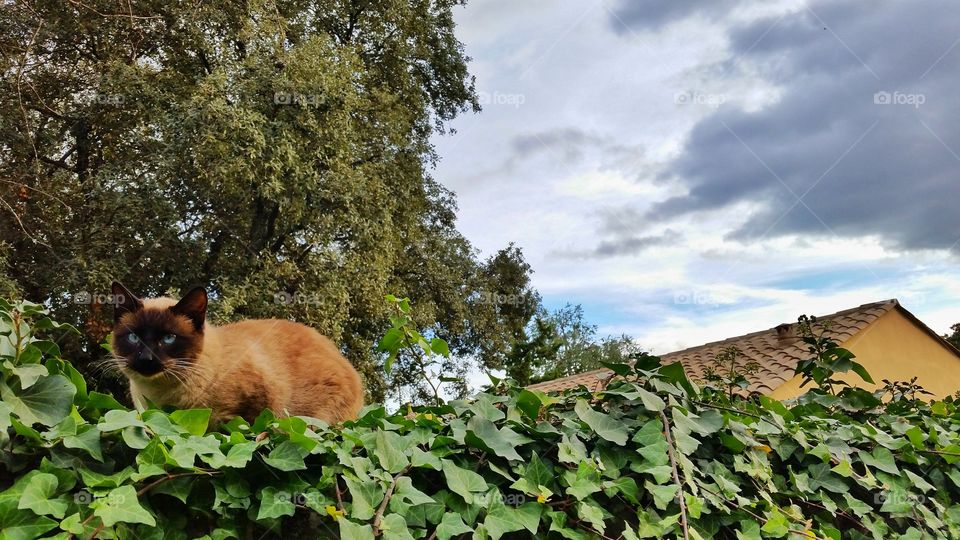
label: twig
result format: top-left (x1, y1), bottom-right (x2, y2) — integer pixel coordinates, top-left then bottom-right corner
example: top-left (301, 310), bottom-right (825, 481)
top-left (334, 474), bottom-right (345, 513)
top-left (372, 464), bottom-right (412, 536)
top-left (691, 400), bottom-right (763, 419)
top-left (659, 410), bottom-right (690, 540)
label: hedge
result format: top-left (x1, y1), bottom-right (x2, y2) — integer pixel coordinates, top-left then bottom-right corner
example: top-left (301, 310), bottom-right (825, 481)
top-left (0, 298), bottom-right (958, 539)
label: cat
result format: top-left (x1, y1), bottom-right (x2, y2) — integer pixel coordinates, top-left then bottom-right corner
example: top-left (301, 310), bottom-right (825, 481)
top-left (109, 282), bottom-right (364, 426)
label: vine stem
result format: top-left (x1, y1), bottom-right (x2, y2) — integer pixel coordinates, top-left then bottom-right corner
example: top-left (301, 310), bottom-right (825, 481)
top-left (372, 464), bottom-right (412, 536)
top-left (659, 409), bottom-right (690, 540)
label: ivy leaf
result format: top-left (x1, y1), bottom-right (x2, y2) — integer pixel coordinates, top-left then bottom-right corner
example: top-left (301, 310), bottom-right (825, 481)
top-left (1, 375), bottom-right (76, 427)
top-left (380, 513), bottom-right (415, 540)
top-left (465, 416), bottom-right (525, 461)
top-left (760, 508), bottom-right (789, 537)
top-left (223, 441), bottom-right (259, 468)
top-left (0, 492), bottom-right (57, 540)
top-left (98, 409), bottom-right (144, 431)
top-left (573, 400), bottom-right (627, 446)
top-left (169, 409), bottom-right (211, 436)
top-left (62, 425), bottom-right (104, 462)
top-left (484, 502), bottom-right (541, 539)
top-left (374, 430), bottom-right (410, 473)
top-left (17, 473), bottom-right (67, 519)
top-left (256, 486), bottom-right (295, 520)
top-left (13, 363), bottom-right (50, 389)
top-left (442, 460), bottom-right (488, 505)
top-left (436, 512), bottom-right (473, 540)
top-left (633, 387), bottom-right (666, 412)
top-left (339, 519), bottom-right (375, 540)
top-left (263, 441), bottom-right (307, 471)
top-left (344, 477), bottom-right (384, 520)
top-left (91, 485), bottom-right (156, 527)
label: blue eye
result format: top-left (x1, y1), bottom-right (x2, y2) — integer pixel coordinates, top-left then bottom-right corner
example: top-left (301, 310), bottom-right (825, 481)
top-left (161, 334), bottom-right (176, 345)
top-left (126, 333), bottom-right (140, 344)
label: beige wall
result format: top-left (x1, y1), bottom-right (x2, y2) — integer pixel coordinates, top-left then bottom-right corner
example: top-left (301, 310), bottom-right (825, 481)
top-left (769, 309), bottom-right (960, 400)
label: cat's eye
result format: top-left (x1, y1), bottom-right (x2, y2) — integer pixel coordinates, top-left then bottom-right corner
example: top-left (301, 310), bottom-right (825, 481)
top-left (161, 334), bottom-right (177, 345)
top-left (126, 333), bottom-right (140, 344)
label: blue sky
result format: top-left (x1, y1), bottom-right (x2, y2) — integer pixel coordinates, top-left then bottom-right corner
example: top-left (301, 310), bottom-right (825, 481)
top-left (431, 0), bottom-right (960, 357)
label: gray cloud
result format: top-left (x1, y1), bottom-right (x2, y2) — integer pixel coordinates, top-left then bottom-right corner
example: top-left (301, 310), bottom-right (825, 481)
top-left (557, 229), bottom-right (682, 259)
top-left (644, 0), bottom-right (960, 252)
top-left (608, 0), bottom-right (739, 32)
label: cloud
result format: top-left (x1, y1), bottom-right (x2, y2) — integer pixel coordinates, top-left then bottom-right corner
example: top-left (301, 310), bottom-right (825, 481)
top-left (556, 229), bottom-right (682, 259)
top-left (644, 0), bottom-right (960, 253)
top-left (608, 0), bottom-right (740, 32)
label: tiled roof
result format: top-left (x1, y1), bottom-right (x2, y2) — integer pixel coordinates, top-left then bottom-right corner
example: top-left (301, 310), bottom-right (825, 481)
top-left (526, 300), bottom-right (900, 395)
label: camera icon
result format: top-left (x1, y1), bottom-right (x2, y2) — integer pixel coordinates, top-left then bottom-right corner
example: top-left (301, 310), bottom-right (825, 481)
top-left (73, 291), bottom-right (91, 305)
top-left (273, 292), bottom-right (292, 305)
top-left (74, 490), bottom-right (94, 505)
top-left (274, 92), bottom-right (294, 105)
top-left (873, 91), bottom-right (891, 105)
top-left (674, 92), bottom-right (690, 105)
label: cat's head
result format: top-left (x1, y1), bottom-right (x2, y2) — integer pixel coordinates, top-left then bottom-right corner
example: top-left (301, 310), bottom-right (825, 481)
top-left (110, 282), bottom-right (207, 379)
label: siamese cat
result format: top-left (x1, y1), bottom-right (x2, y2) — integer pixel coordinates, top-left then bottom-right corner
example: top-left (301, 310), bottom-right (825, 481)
top-left (109, 282), bottom-right (363, 425)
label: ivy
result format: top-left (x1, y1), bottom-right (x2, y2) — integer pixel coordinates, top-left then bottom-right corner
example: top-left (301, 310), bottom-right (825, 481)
top-left (0, 298), bottom-right (958, 538)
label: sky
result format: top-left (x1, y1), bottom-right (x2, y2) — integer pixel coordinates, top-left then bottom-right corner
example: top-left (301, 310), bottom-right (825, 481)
top-left (431, 0), bottom-right (960, 358)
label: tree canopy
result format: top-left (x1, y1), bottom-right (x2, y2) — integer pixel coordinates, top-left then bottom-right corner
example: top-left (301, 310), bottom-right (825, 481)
top-left (0, 0), bottom-right (539, 402)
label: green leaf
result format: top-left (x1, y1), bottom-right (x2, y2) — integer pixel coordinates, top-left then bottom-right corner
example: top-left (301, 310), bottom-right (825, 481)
top-left (436, 512), bottom-right (473, 540)
top-left (573, 399), bottom-right (627, 446)
top-left (466, 416), bottom-right (525, 461)
top-left (169, 409), bottom-right (211, 436)
top-left (633, 387), bottom-right (666, 412)
top-left (374, 430), bottom-right (410, 473)
top-left (760, 508), bottom-right (789, 537)
top-left (62, 425), bottom-right (103, 462)
top-left (339, 519), bottom-right (375, 540)
top-left (97, 409), bottom-right (144, 431)
top-left (263, 441), bottom-right (307, 471)
top-left (91, 485), bottom-right (156, 527)
top-left (484, 502), bottom-right (541, 539)
top-left (380, 513), bottom-right (415, 540)
top-left (17, 473), bottom-right (67, 519)
top-left (442, 459), bottom-right (489, 505)
top-left (344, 477), bottom-right (384, 521)
top-left (1, 375), bottom-right (76, 427)
top-left (0, 493), bottom-right (57, 540)
top-left (223, 441), bottom-right (259, 468)
top-left (13, 363), bottom-right (50, 389)
top-left (256, 486), bottom-right (295, 520)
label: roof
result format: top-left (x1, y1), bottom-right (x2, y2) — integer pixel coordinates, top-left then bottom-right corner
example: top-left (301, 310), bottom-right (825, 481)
top-left (527, 300), bottom-right (902, 394)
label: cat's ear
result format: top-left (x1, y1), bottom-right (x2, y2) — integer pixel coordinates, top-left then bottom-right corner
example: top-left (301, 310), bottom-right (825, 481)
top-left (111, 281), bottom-right (142, 323)
top-left (171, 286), bottom-right (207, 331)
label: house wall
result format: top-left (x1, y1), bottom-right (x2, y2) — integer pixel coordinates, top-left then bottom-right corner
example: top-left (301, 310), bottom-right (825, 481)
top-left (768, 309), bottom-right (960, 400)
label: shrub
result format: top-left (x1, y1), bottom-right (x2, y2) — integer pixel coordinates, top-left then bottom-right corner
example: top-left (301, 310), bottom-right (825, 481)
top-left (0, 298), bottom-right (958, 539)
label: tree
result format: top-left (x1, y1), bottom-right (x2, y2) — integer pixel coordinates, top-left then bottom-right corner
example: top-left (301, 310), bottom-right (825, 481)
top-left (0, 0), bottom-right (529, 403)
top-left (945, 324), bottom-right (960, 350)
top-left (499, 303), bottom-right (642, 386)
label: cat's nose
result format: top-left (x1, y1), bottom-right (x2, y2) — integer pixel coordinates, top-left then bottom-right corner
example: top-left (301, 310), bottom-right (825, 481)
top-left (138, 349), bottom-right (154, 361)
